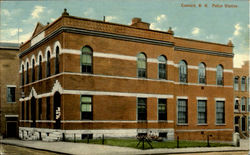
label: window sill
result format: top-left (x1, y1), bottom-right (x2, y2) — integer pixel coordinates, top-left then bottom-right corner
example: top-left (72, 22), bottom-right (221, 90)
top-left (7, 102), bottom-right (16, 104)
top-left (197, 124), bottom-right (208, 126)
top-left (179, 82), bottom-right (188, 85)
top-left (137, 120), bottom-right (147, 123)
top-left (137, 77), bottom-right (147, 79)
top-left (158, 120), bottom-right (168, 123)
top-left (216, 85), bottom-right (224, 87)
top-left (215, 124), bottom-right (226, 126)
top-left (177, 123), bottom-right (188, 126)
top-left (198, 83), bottom-right (206, 85)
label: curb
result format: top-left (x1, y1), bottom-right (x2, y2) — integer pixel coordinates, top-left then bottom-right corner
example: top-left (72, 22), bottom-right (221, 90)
top-left (0, 141), bottom-right (72, 155)
top-left (150, 149), bottom-right (249, 155)
top-left (0, 140), bottom-right (249, 155)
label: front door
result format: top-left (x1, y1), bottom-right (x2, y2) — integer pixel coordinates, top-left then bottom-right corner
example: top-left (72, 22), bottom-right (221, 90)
top-left (31, 97), bottom-right (36, 127)
top-left (6, 122), bottom-right (17, 137)
top-left (54, 92), bottom-right (61, 129)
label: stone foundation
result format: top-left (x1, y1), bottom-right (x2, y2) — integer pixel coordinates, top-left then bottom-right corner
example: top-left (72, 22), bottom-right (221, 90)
top-left (19, 127), bottom-right (174, 141)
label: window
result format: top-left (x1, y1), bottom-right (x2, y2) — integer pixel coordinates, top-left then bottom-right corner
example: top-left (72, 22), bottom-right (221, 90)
top-left (216, 101), bottom-right (225, 124)
top-left (234, 98), bottom-right (239, 111)
top-left (46, 97), bottom-right (50, 120)
top-left (158, 55), bottom-right (167, 79)
top-left (82, 134), bottom-right (93, 140)
top-left (21, 65), bottom-right (24, 86)
top-left (26, 62), bottom-right (29, 84)
top-left (81, 96), bottom-right (93, 120)
top-left (247, 77), bottom-right (250, 91)
top-left (248, 117), bottom-right (250, 131)
top-left (216, 65), bottom-right (223, 85)
top-left (234, 116), bottom-right (239, 124)
top-left (242, 117), bottom-right (246, 131)
top-left (137, 53), bottom-right (147, 78)
top-left (21, 102), bottom-right (24, 120)
top-left (7, 86), bottom-right (15, 102)
top-left (158, 99), bottom-right (167, 121)
top-left (241, 97), bottom-right (246, 112)
top-left (38, 98), bottom-right (42, 120)
top-left (32, 59), bottom-right (35, 82)
top-left (234, 76), bottom-right (239, 91)
top-left (38, 55), bottom-right (42, 80)
top-left (159, 132), bottom-right (168, 138)
top-left (26, 101), bottom-right (29, 120)
top-left (137, 98), bottom-right (147, 121)
top-left (198, 63), bottom-right (206, 84)
top-left (46, 51), bottom-right (51, 77)
top-left (197, 100), bottom-right (207, 124)
top-left (248, 98), bottom-right (250, 112)
top-left (241, 77), bottom-right (246, 91)
top-left (179, 60), bottom-right (187, 83)
top-left (177, 99), bottom-right (188, 124)
top-left (81, 46), bottom-right (93, 73)
top-left (55, 46), bottom-right (60, 74)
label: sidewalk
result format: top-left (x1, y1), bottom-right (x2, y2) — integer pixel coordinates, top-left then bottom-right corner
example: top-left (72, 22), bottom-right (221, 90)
top-left (0, 138), bottom-right (249, 155)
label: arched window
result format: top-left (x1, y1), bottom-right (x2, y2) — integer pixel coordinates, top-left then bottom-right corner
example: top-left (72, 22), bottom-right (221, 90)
top-left (26, 62), bottom-right (29, 84)
top-left (241, 76), bottom-right (246, 91)
top-left (55, 46), bottom-right (60, 74)
top-left (179, 60), bottom-right (187, 83)
top-left (38, 55), bottom-right (42, 80)
top-left (137, 53), bottom-right (147, 78)
top-left (158, 55), bottom-right (167, 79)
top-left (234, 97), bottom-right (239, 111)
top-left (198, 63), bottom-right (206, 84)
top-left (234, 76), bottom-right (239, 91)
top-left (32, 59), bottom-right (35, 82)
top-left (21, 64), bottom-right (24, 86)
top-left (46, 51), bottom-right (51, 77)
top-left (241, 97), bottom-right (246, 112)
top-left (216, 65), bottom-right (223, 85)
top-left (247, 77), bottom-right (250, 92)
top-left (81, 46), bottom-right (93, 73)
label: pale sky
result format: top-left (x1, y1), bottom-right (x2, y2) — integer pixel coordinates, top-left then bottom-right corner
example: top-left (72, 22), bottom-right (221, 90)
top-left (0, 0), bottom-right (249, 68)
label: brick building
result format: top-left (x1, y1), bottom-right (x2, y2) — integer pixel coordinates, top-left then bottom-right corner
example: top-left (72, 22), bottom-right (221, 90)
top-left (19, 9), bottom-right (234, 141)
top-left (0, 42), bottom-right (20, 138)
top-left (233, 61), bottom-right (250, 138)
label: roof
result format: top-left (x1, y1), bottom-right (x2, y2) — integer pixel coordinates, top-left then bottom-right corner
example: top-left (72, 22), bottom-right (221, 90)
top-left (0, 42), bottom-right (20, 50)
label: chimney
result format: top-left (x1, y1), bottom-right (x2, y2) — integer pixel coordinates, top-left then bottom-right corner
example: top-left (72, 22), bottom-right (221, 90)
top-left (227, 40), bottom-right (233, 47)
top-left (130, 17), bottom-right (150, 29)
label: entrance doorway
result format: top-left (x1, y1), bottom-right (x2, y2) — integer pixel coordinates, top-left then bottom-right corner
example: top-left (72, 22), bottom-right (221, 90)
top-left (5, 116), bottom-right (18, 138)
top-left (6, 122), bottom-right (17, 137)
top-left (31, 97), bottom-right (36, 127)
top-left (54, 92), bottom-right (61, 129)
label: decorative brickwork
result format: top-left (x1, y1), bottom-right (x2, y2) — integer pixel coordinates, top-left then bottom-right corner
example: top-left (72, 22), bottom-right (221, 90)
top-left (19, 10), bottom-right (234, 141)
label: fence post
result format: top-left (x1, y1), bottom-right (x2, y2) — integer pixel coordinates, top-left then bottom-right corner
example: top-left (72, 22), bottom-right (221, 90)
top-left (102, 134), bottom-right (104, 145)
top-left (74, 133), bottom-right (76, 143)
top-left (207, 135), bottom-right (210, 147)
top-left (142, 137), bottom-right (145, 150)
top-left (87, 134), bottom-right (89, 143)
top-left (177, 136), bottom-right (179, 148)
top-left (62, 133), bottom-right (65, 141)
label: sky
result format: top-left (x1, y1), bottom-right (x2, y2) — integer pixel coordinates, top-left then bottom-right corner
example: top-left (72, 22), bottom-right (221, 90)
top-left (0, 0), bottom-right (249, 68)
